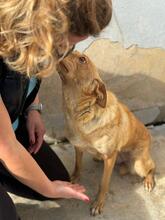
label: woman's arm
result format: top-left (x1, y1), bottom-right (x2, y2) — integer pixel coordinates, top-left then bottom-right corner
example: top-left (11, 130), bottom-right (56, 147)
top-left (0, 98), bottom-right (89, 202)
top-left (26, 93), bottom-right (45, 154)
top-left (0, 97), bottom-right (53, 196)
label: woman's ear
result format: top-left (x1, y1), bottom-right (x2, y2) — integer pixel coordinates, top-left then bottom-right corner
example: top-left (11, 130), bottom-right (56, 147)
top-left (91, 79), bottom-right (107, 108)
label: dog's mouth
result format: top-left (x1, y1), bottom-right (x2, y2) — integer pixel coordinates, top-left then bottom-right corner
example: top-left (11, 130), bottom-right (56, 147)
top-left (57, 61), bottom-right (69, 81)
top-left (57, 60), bottom-right (69, 73)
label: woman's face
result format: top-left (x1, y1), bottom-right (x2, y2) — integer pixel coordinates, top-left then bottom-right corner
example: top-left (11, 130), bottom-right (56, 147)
top-left (68, 34), bottom-right (88, 46)
top-left (56, 34), bottom-right (88, 59)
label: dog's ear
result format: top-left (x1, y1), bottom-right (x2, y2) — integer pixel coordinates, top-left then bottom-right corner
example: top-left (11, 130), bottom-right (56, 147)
top-left (91, 79), bottom-right (107, 108)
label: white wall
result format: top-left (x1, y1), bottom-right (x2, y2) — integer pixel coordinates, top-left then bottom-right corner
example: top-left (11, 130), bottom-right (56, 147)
top-left (76, 0), bottom-right (165, 51)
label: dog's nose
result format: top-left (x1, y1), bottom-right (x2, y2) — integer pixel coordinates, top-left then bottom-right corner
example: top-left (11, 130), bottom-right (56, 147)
top-left (56, 45), bottom-right (75, 60)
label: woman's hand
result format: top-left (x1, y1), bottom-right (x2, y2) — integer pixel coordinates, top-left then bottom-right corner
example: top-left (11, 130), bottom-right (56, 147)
top-left (26, 110), bottom-right (45, 154)
top-left (51, 180), bottom-right (90, 202)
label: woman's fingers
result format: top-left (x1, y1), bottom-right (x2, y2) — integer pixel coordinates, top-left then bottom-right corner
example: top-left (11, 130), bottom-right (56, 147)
top-left (73, 190), bottom-right (90, 202)
top-left (64, 182), bottom-right (86, 192)
top-left (70, 184), bottom-right (86, 192)
top-left (52, 180), bottom-right (90, 202)
top-left (67, 183), bottom-right (90, 202)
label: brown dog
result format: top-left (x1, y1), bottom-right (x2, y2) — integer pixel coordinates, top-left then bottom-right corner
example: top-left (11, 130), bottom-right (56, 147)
top-left (57, 51), bottom-right (155, 216)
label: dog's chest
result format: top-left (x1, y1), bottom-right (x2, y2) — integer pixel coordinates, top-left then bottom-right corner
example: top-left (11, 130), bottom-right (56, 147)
top-left (65, 117), bottom-right (117, 156)
top-left (68, 132), bottom-right (112, 156)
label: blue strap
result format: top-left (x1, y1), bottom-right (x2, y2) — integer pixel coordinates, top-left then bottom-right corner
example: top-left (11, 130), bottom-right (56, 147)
top-left (12, 77), bottom-right (37, 131)
top-left (27, 77), bottom-right (37, 97)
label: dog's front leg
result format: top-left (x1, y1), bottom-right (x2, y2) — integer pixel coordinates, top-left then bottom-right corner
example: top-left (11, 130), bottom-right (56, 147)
top-left (91, 151), bottom-right (118, 216)
top-left (71, 147), bottom-right (83, 183)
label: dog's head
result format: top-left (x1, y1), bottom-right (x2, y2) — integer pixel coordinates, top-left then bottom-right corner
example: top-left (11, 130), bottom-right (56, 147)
top-left (57, 51), bottom-right (107, 108)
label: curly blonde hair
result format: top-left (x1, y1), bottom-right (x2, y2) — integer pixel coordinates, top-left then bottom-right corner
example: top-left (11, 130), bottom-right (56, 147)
top-left (0, 0), bottom-right (69, 77)
top-left (0, 0), bottom-right (112, 77)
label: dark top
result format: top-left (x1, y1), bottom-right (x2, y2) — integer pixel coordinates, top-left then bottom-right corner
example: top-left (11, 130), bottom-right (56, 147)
top-left (0, 59), bottom-right (41, 123)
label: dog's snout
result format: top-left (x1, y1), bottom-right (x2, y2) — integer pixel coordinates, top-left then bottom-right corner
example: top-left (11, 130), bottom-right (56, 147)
top-left (57, 61), bottom-right (69, 74)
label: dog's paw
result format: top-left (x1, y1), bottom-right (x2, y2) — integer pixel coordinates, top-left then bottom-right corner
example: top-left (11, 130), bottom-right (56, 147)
top-left (143, 176), bottom-right (155, 192)
top-left (90, 200), bottom-right (104, 216)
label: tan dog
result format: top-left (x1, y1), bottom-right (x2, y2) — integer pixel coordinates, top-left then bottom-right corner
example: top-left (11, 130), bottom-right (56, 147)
top-left (57, 51), bottom-right (155, 216)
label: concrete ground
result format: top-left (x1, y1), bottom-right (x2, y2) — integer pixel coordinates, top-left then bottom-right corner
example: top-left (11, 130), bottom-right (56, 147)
top-left (10, 125), bottom-right (165, 220)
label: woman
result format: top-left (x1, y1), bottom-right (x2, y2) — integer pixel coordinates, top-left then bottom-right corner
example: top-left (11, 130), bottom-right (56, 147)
top-left (0, 0), bottom-right (112, 219)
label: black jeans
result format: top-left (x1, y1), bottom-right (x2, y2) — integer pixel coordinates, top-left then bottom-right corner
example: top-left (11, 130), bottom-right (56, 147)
top-left (0, 118), bottom-right (70, 219)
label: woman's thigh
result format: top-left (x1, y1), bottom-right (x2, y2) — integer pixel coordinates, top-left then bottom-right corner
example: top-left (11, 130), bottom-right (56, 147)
top-left (33, 141), bottom-right (70, 181)
top-left (15, 118), bottom-right (70, 182)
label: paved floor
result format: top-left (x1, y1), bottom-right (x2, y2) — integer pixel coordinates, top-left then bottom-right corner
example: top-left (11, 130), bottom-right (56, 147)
top-left (10, 125), bottom-right (165, 220)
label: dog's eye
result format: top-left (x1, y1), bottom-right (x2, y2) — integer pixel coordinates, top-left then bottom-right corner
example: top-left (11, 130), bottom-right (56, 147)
top-left (79, 56), bottom-right (87, 64)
